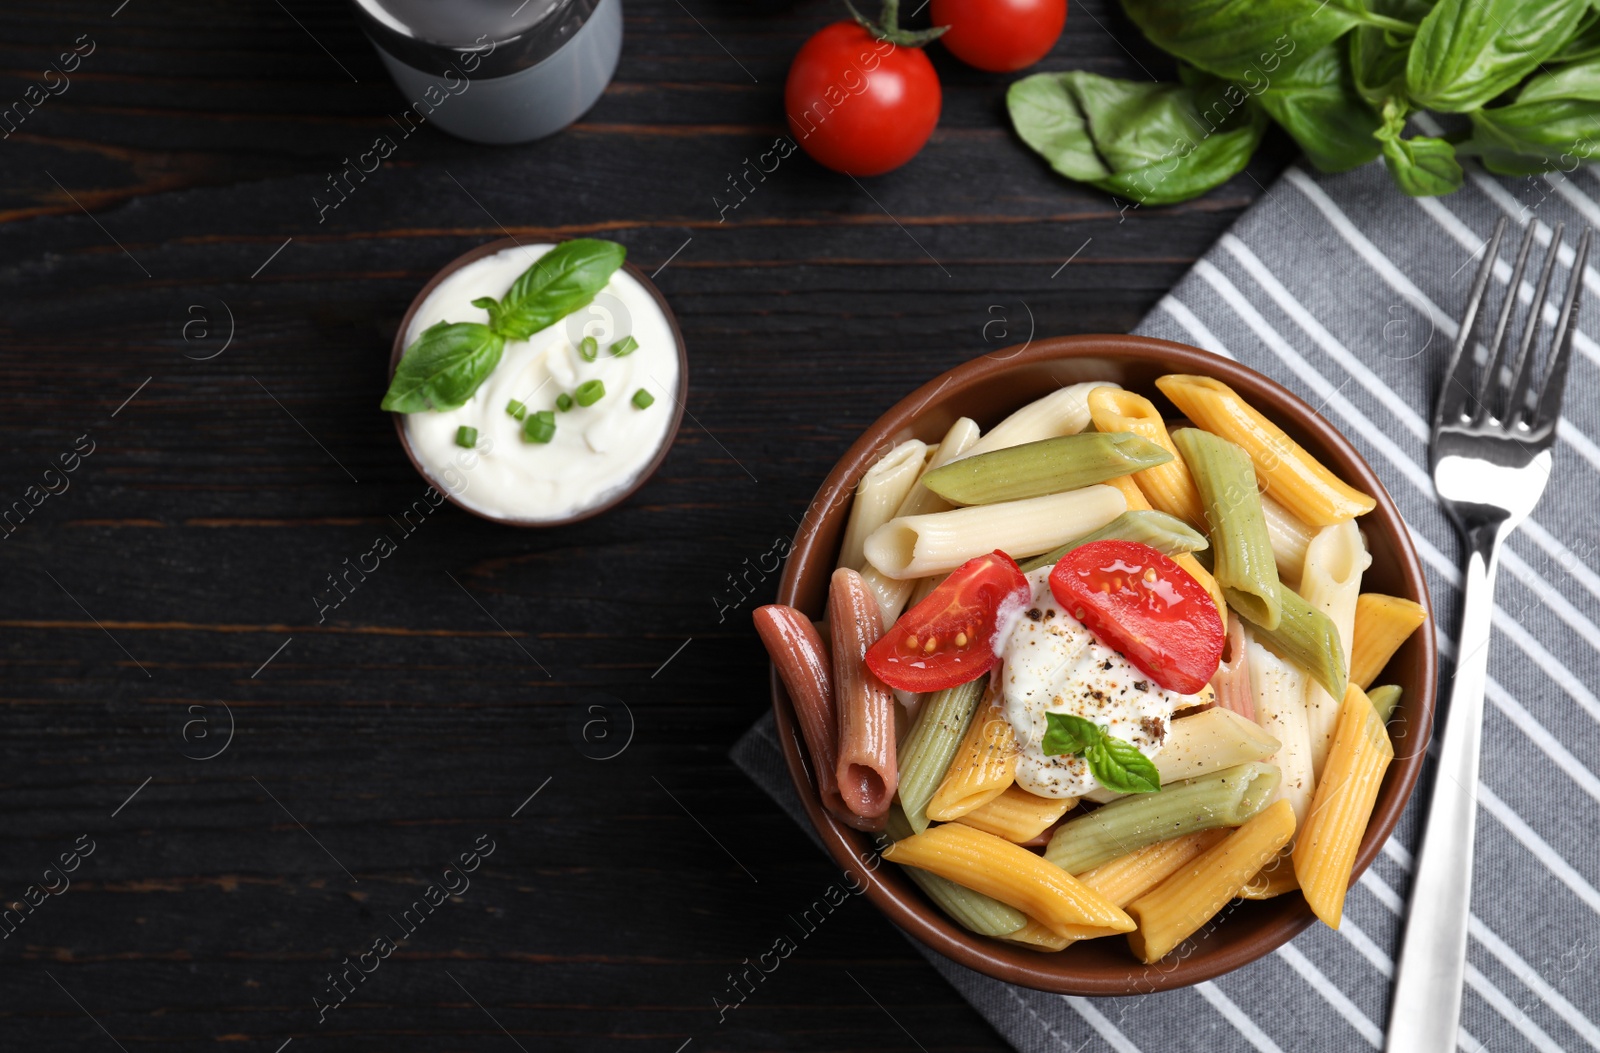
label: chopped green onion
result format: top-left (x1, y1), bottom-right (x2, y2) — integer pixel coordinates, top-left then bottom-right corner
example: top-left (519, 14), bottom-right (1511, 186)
top-left (506, 399), bottom-right (527, 421)
top-left (522, 410), bottom-right (556, 444)
top-left (575, 379), bottom-right (606, 407)
top-left (578, 336), bottom-right (598, 362)
top-left (455, 426), bottom-right (479, 448)
top-left (631, 388), bottom-right (655, 409)
top-left (556, 393), bottom-right (573, 412)
top-left (610, 335), bottom-right (639, 357)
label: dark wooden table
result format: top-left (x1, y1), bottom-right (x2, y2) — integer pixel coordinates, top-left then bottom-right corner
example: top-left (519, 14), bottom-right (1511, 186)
top-left (0, 2), bottom-right (1290, 1049)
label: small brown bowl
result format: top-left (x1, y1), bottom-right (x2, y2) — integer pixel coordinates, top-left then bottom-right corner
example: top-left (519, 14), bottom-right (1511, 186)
top-left (771, 333), bottom-right (1436, 995)
top-left (388, 236), bottom-right (688, 527)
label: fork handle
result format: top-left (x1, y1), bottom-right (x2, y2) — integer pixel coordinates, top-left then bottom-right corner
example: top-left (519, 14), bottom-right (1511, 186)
top-left (1385, 519), bottom-right (1504, 1053)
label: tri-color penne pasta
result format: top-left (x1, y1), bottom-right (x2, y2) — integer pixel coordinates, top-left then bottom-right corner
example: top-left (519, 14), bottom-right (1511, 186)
top-left (754, 375), bottom-right (1427, 961)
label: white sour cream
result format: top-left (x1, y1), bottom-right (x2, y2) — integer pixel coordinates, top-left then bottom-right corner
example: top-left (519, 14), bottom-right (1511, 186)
top-left (402, 244), bottom-right (680, 522)
top-left (999, 568), bottom-right (1202, 798)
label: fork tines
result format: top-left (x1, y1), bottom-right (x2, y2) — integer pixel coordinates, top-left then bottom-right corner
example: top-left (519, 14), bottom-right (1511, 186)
top-left (1435, 216), bottom-right (1593, 441)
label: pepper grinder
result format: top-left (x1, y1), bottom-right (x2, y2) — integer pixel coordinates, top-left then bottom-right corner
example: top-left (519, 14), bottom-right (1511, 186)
top-left (349, 0), bottom-right (621, 145)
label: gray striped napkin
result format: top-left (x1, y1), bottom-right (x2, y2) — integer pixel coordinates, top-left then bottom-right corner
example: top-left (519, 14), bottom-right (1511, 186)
top-left (733, 158), bottom-right (1600, 1053)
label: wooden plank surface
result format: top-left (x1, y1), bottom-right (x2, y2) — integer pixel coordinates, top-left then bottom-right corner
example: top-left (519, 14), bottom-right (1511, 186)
top-left (0, 0), bottom-right (1286, 1048)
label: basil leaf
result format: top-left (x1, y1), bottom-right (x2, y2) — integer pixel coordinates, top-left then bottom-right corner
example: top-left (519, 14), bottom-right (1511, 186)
top-left (380, 321), bottom-right (505, 413)
top-left (492, 238), bottom-right (626, 341)
top-left (1008, 72), bottom-right (1267, 207)
top-left (1468, 57), bottom-right (1600, 175)
top-left (1350, 0), bottom-right (1434, 106)
top-left (1257, 41), bottom-right (1382, 172)
top-left (1085, 737), bottom-right (1162, 795)
top-left (1379, 130), bottom-right (1464, 194)
top-left (1406, 0), bottom-right (1590, 112)
top-left (1042, 712), bottom-right (1099, 756)
top-left (1552, 7), bottom-right (1600, 63)
top-left (1119, 0), bottom-right (1364, 80)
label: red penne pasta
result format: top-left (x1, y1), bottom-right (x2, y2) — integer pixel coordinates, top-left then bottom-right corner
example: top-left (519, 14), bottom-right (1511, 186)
top-left (829, 568), bottom-right (899, 821)
top-left (754, 604), bottom-right (850, 823)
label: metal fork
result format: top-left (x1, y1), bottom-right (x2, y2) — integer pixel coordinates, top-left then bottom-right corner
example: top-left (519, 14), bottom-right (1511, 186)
top-left (1385, 216), bottom-right (1592, 1053)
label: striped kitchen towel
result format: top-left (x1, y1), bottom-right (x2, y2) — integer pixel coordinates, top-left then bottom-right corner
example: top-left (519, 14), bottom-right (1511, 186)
top-left (733, 158), bottom-right (1600, 1053)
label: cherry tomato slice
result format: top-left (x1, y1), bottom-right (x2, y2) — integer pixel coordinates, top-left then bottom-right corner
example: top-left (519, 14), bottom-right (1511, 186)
top-left (866, 550), bottom-right (1029, 693)
top-left (1048, 540), bottom-right (1224, 695)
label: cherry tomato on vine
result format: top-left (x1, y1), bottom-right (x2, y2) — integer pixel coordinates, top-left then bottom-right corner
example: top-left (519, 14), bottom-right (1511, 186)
top-left (930, 0), bottom-right (1067, 72)
top-left (1048, 540), bottom-right (1224, 695)
top-left (784, 19), bottom-right (942, 176)
top-left (865, 551), bottom-right (1030, 692)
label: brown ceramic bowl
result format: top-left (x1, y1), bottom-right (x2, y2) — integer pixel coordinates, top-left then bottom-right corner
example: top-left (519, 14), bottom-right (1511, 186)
top-left (388, 237), bottom-right (688, 527)
top-left (771, 333), bottom-right (1436, 995)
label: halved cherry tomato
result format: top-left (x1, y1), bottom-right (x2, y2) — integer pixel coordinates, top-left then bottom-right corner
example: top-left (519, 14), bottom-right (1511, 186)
top-left (866, 550), bottom-right (1029, 692)
top-left (1048, 540), bottom-right (1224, 695)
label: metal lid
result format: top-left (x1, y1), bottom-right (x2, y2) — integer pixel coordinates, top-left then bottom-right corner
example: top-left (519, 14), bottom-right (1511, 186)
top-left (350, 0), bottom-right (602, 79)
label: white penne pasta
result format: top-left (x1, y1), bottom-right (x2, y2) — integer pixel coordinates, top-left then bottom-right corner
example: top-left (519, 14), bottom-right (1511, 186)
top-left (859, 418), bottom-right (982, 630)
top-left (837, 440), bottom-right (930, 571)
top-left (1081, 708), bottom-right (1280, 804)
top-left (863, 485), bottom-right (1126, 580)
top-left (1298, 520), bottom-right (1370, 780)
top-left (1261, 492), bottom-right (1315, 586)
top-left (953, 381), bottom-right (1117, 461)
top-left (1249, 638), bottom-right (1315, 827)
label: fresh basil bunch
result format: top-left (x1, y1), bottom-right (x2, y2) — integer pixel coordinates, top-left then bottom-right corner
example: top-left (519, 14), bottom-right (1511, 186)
top-left (1010, 0), bottom-right (1600, 203)
top-left (381, 238), bottom-right (626, 413)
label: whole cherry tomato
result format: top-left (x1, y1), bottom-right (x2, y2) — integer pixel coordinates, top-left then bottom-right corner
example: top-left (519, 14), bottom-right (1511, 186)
top-left (784, 20), bottom-right (942, 176)
top-left (930, 0), bottom-right (1067, 72)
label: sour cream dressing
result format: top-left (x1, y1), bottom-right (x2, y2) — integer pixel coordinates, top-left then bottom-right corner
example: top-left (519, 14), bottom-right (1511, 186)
top-left (999, 567), bottom-right (1203, 798)
top-left (403, 244), bottom-right (680, 522)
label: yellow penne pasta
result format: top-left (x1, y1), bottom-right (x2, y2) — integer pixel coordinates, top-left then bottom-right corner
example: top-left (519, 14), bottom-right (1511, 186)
top-left (1081, 708), bottom-right (1279, 804)
top-left (1155, 375), bottom-right (1376, 527)
top-left (882, 823), bottom-right (1135, 939)
top-left (1349, 593), bottom-right (1428, 691)
top-left (926, 690), bottom-right (1016, 821)
top-left (1238, 848), bottom-right (1299, 900)
top-left (1125, 798), bottom-right (1297, 963)
top-left (1088, 387), bottom-right (1207, 529)
top-left (1293, 684), bottom-right (1394, 928)
top-left (1098, 472), bottom-right (1226, 613)
top-left (1075, 829), bottom-right (1229, 908)
top-left (956, 784), bottom-right (1077, 842)
top-left (999, 917), bottom-right (1085, 952)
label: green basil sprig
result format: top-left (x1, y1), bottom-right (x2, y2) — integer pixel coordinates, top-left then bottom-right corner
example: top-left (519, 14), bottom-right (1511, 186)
top-left (381, 238), bottom-right (626, 413)
top-left (1041, 712), bottom-right (1162, 795)
top-left (1013, 0), bottom-right (1600, 202)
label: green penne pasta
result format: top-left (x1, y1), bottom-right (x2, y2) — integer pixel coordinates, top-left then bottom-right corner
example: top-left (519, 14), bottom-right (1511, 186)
top-left (1017, 510), bottom-right (1209, 573)
top-left (1246, 583), bottom-right (1348, 702)
top-left (1367, 684), bottom-right (1402, 723)
top-left (918, 432), bottom-right (1172, 506)
top-left (885, 805), bottom-right (1027, 936)
top-left (1172, 428), bottom-right (1283, 630)
top-left (897, 677), bottom-right (986, 833)
top-left (1043, 762), bottom-right (1281, 874)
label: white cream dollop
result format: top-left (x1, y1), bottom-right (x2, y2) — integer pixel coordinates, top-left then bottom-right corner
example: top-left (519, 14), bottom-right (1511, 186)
top-left (1000, 567), bottom-right (1201, 798)
top-left (401, 244), bottom-right (680, 522)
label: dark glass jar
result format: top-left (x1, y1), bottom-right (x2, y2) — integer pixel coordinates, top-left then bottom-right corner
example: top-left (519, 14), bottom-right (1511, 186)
top-left (349, 0), bottom-right (621, 144)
